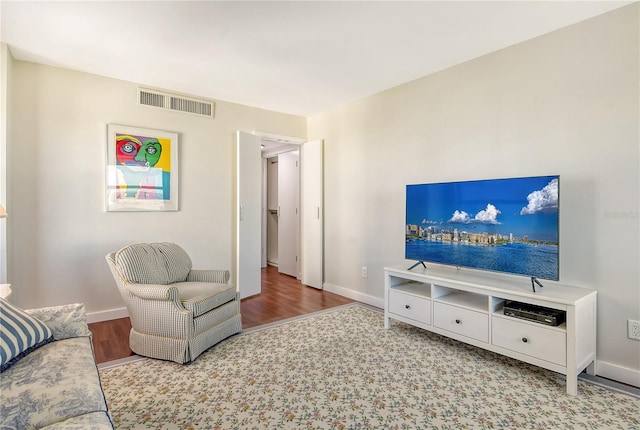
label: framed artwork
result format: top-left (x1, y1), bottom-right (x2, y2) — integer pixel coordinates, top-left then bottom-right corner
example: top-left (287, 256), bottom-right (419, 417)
top-left (106, 124), bottom-right (179, 211)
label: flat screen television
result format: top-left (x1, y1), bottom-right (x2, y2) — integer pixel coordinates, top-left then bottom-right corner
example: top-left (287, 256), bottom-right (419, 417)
top-left (405, 175), bottom-right (559, 282)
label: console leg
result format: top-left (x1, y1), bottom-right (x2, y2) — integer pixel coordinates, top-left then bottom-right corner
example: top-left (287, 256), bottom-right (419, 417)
top-left (567, 376), bottom-right (578, 396)
top-left (384, 315), bottom-right (391, 329)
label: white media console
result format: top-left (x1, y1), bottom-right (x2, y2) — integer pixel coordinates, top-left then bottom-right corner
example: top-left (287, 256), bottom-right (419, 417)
top-left (384, 264), bottom-right (597, 396)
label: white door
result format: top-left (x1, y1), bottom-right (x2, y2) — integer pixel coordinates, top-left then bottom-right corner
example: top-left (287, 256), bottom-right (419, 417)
top-left (235, 131), bottom-right (262, 299)
top-left (301, 140), bottom-right (323, 289)
top-left (277, 150), bottom-right (300, 277)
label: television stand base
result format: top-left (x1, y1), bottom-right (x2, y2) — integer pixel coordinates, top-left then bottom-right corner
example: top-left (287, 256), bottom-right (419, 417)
top-left (407, 260), bottom-right (426, 271)
top-left (531, 277), bottom-right (544, 293)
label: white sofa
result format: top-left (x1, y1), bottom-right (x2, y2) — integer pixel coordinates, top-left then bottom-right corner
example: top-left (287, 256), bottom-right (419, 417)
top-left (0, 301), bottom-right (114, 429)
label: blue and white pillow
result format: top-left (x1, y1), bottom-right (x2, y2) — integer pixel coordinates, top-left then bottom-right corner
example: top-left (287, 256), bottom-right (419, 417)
top-left (1, 298), bottom-right (53, 372)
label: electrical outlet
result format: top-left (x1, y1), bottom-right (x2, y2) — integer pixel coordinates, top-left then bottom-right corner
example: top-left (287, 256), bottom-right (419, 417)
top-left (361, 267), bottom-right (368, 278)
top-left (628, 320), bottom-right (640, 341)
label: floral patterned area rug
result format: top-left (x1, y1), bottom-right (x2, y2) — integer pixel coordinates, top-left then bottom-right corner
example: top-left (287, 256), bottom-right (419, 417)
top-left (99, 304), bottom-right (639, 429)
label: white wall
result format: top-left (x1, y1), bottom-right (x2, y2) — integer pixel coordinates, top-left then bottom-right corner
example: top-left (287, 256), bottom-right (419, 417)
top-left (5, 58), bottom-right (306, 318)
top-left (309, 5), bottom-right (639, 385)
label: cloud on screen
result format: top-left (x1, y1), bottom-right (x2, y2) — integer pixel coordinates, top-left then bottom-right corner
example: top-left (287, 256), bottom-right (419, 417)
top-left (448, 204), bottom-right (501, 225)
top-left (520, 178), bottom-right (559, 215)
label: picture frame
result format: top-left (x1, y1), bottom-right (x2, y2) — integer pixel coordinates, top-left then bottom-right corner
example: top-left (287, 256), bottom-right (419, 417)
top-left (106, 124), bottom-right (179, 211)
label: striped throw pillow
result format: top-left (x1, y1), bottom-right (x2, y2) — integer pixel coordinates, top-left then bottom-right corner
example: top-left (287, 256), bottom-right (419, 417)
top-left (1, 298), bottom-right (54, 372)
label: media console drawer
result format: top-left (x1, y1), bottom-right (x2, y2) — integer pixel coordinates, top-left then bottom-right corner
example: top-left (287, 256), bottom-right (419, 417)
top-left (492, 316), bottom-right (566, 366)
top-left (433, 302), bottom-right (489, 343)
top-left (388, 289), bottom-right (431, 324)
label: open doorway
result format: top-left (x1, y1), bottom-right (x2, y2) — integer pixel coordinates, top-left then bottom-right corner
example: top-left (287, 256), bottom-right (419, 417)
top-left (236, 131), bottom-right (323, 300)
top-left (261, 139), bottom-right (301, 280)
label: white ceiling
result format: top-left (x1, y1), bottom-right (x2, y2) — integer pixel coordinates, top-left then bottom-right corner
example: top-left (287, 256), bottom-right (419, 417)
top-left (0, 1), bottom-right (633, 117)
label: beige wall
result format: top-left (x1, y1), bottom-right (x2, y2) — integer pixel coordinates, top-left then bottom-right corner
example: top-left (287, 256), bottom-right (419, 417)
top-left (5, 59), bottom-right (306, 316)
top-left (309, 5), bottom-right (639, 385)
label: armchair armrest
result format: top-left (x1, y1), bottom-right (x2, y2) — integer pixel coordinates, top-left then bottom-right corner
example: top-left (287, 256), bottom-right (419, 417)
top-left (126, 284), bottom-right (181, 302)
top-left (122, 284), bottom-right (191, 338)
top-left (187, 269), bottom-right (230, 284)
top-left (26, 303), bottom-right (91, 340)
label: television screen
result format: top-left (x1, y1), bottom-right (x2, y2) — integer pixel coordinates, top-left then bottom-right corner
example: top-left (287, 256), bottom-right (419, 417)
top-left (405, 175), bottom-right (559, 280)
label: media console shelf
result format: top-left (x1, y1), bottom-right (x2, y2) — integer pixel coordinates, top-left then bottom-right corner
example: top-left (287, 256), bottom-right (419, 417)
top-left (384, 264), bottom-right (597, 396)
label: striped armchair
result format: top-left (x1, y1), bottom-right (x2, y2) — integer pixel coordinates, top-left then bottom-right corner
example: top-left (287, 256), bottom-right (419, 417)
top-left (105, 242), bottom-right (242, 364)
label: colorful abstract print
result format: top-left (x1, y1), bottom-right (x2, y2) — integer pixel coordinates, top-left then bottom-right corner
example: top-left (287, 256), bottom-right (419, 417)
top-left (114, 133), bottom-right (172, 200)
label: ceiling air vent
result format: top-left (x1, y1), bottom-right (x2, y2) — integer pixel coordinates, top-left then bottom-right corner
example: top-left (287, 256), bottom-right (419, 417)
top-left (138, 88), bottom-right (215, 119)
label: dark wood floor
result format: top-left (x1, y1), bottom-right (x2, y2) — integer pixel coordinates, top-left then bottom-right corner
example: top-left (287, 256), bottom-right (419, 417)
top-left (89, 266), bottom-right (354, 364)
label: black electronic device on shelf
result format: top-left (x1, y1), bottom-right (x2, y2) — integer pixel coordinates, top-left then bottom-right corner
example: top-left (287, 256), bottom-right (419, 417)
top-left (503, 300), bottom-right (566, 326)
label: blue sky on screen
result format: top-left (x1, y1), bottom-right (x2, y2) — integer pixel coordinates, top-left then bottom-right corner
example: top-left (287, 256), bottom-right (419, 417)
top-left (406, 176), bottom-right (559, 242)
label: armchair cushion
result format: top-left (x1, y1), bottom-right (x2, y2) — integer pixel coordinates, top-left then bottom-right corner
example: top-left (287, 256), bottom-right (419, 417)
top-left (174, 282), bottom-right (237, 317)
top-left (115, 242), bottom-right (192, 284)
top-left (1, 299), bottom-right (54, 372)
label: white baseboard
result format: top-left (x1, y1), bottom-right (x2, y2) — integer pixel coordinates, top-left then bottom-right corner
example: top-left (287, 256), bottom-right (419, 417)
top-left (596, 360), bottom-right (640, 388)
top-left (86, 307), bottom-right (129, 324)
top-left (323, 282), bottom-right (384, 309)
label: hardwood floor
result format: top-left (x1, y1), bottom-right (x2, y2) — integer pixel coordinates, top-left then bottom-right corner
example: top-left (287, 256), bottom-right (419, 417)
top-left (240, 266), bottom-right (353, 328)
top-left (89, 266), bottom-right (354, 364)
